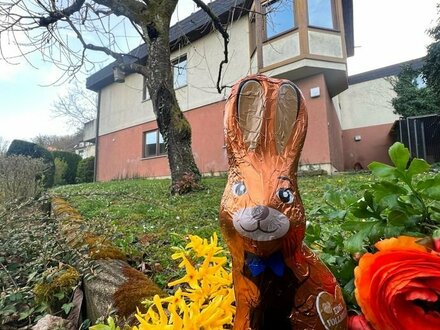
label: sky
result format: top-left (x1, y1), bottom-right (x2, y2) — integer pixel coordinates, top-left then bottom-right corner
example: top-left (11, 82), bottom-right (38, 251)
top-left (0, 0), bottom-right (438, 143)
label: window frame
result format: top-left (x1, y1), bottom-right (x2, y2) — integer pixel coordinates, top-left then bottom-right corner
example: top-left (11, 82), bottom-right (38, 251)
top-left (263, 0), bottom-right (297, 41)
top-left (142, 130), bottom-right (166, 159)
top-left (249, 13), bottom-right (257, 55)
top-left (171, 54), bottom-right (188, 89)
top-left (307, 0), bottom-right (337, 31)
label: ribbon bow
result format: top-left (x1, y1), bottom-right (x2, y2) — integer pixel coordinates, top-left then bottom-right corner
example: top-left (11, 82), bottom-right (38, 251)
top-left (245, 251), bottom-right (285, 277)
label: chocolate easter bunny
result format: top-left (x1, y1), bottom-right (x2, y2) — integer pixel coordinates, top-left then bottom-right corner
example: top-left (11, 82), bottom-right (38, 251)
top-left (220, 75), bottom-right (347, 330)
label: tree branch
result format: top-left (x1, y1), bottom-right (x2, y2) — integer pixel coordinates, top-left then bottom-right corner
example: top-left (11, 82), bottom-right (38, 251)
top-left (39, 0), bottom-right (86, 27)
top-left (192, 0), bottom-right (229, 93)
top-left (64, 16), bottom-right (138, 64)
top-left (93, 0), bottom-right (149, 26)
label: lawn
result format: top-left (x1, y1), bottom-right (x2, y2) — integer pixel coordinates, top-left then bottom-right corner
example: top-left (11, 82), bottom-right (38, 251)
top-left (52, 173), bottom-right (369, 286)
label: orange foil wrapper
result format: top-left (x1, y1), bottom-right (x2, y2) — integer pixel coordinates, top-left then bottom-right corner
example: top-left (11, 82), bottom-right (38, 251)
top-left (220, 75), bottom-right (347, 329)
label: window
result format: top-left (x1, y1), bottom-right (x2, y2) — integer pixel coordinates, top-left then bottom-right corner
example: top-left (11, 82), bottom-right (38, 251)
top-left (264, 0), bottom-right (295, 39)
top-left (308, 0), bottom-right (335, 29)
top-left (172, 55), bottom-right (187, 89)
top-left (142, 76), bottom-right (150, 101)
top-left (143, 130), bottom-right (166, 158)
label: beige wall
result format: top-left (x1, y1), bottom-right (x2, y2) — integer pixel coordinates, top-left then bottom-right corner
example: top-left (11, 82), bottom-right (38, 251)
top-left (308, 31), bottom-right (343, 58)
top-left (98, 17), bottom-right (252, 136)
top-left (99, 74), bottom-right (154, 135)
top-left (263, 32), bottom-right (300, 67)
top-left (338, 78), bottom-right (399, 130)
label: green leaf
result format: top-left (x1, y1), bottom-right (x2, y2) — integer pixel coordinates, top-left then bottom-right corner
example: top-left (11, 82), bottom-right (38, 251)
top-left (341, 220), bottom-right (380, 231)
top-left (62, 302), bottom-right (74, 315)
top-left (407, 158), bottom-right (430, 178)
top-left (388, 142), bottom-right (410, 170)
top-left (18, 307), bottom-right (34, 320)
top-left (387, 210), bottom-right (409, 226)
top-left (424, 185), bottom-right (440, 201)
top-left (327, 210), bottom-right (347, 221)
top-left (378, 194), bottom-right (400, 209)
top-left (364, 191), bottom-right (374, 208)
top-left (368, 162), bottom-right (396, 178)
top-left (107, 316), bottom-right (119, 330)
top-left (384, 224), bottom-right (405, 237)
top-left (337, 258), bottom-right (357, 283)
top-left (344, 221), bottom-right (383, 252)
top-left (373, 181), bottom-right (408, 196)
top-left (351, 201), bottom-right (378, 219)
top-left (53, 291), bottom-right (65, 300)
top-left (89, 325), bottom-right (111, 330)
top-left (344, 229), bottom-right (369, 253)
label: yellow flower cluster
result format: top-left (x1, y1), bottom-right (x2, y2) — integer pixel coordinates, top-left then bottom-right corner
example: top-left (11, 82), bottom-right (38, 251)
top-left (132, 233), bottom-right (235, 330)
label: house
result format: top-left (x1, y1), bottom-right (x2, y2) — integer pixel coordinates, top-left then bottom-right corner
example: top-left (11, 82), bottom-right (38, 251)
top-left (74, 119), bottom-right (97, 159)
top-left (86, 0), bottom-right (356, 181)
top-left (337, 57), bottom-right (424, 170)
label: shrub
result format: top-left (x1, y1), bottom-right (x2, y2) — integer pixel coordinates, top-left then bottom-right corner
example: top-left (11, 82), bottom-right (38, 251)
top-left (52, 151), bottom-right (82, 184)
top-left (91, 233), bottom-right (234, 330)
top-left (305, 142), bottom-right (440, 309)
top-left (54, 158), bottom-right (68, 186)
top-left (0, 199), bottom-right (83, 327)
top-left (7, 139), bottom-right (55, 188)
top-left (76, 156), bottom-right (95, 183)
top-left (0, 155), bottom-right (46, 204)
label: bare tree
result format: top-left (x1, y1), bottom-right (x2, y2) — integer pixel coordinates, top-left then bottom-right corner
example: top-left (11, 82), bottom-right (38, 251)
top-left (0, 0), bottom-right (230, 194)
top-left (0, 137), bottom-right (9, 156)
top-left (32, 133), bottom-right (83, 151)
top-left (52, 80), bottom-right (97, 131)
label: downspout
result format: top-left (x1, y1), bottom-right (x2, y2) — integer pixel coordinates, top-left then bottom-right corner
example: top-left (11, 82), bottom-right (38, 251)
top-left (94, 91), bottom-right (101, 182)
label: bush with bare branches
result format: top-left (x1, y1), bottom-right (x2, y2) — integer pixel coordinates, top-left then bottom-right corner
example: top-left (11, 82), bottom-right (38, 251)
top-left (0, 155), bottom-right (46, 205)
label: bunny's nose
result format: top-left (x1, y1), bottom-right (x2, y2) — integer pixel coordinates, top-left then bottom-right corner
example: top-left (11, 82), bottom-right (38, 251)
top-left (251, 206), bottom-right (269, 221)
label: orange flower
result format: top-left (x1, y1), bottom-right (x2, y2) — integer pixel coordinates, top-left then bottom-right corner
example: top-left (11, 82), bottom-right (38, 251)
top-left (347, 313), bottom-right (373, 330)
top-left (354, 236), bottom-right (440, 330)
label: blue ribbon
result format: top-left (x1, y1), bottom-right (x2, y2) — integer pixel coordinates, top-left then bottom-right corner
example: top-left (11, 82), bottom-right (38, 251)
top-left (245, 251), bottom-right (285, 277)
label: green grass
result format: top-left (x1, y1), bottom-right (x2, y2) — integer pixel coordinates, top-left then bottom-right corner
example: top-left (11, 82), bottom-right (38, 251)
top-left (52, 173), bottom-right (370, 286)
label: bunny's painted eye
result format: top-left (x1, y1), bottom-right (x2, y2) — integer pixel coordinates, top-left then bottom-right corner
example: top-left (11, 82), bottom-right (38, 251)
top-left (277, 188), bottom-right (294, 204)
top-left (232, 182), bottom-right (247, 196)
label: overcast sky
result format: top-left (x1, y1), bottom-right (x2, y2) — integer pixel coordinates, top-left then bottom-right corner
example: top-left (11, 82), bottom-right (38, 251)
top-left (0, 0), bottom-right (438, 143)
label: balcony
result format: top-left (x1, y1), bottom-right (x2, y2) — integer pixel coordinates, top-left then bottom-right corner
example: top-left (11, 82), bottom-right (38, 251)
top-left (249, 0), bottom-right (354, 96)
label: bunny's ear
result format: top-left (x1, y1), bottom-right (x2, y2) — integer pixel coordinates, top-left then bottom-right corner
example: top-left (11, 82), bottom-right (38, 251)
top-left (275, 83), bottom-right (299, 154)
top-left (237, 80), bottom-right (265, 151)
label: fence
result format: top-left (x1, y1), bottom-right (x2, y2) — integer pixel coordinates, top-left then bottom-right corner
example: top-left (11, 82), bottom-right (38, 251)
top-left (396, 114), bottom-right (440, 163)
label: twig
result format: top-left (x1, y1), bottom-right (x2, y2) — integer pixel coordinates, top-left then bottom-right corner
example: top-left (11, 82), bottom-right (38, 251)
top-left (192, 0), bottom-right (229, 93)
top-left (0, 261), bottom-right (18, 289)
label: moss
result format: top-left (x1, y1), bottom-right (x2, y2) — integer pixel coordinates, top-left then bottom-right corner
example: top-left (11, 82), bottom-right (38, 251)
top-left (114, 266), bottom-right (164, 318)
top-left (83, 233), bottom-right (126, 261)
top-left (33, 265), bottom-right (80, 312)
top-left (52, 198), bottom-right (126, 261)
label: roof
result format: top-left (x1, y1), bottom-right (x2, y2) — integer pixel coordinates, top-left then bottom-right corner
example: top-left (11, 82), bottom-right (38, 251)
top-left (348, 57), bottom-right (425, 85)
top-left (87, 0), bottom-right (355, 92)
top-left (86, 0), bottom-right (251, 91)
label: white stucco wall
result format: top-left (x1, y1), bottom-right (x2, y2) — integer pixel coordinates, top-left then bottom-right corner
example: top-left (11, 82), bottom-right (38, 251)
top-left (99, 17), bottom-right (252, 136)
top-left (99, 74), bottom-right (155, 135)
top-left (338, 78), bottom-right (399, 130)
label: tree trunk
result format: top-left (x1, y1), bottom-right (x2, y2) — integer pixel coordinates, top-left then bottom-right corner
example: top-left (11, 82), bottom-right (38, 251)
top-left (143, 4), bottom-right (201, 194)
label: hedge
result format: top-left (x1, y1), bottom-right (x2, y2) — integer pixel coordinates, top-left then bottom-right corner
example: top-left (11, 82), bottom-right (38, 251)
top-left (76, 156), bottom-right (95, 183)
top-left (52, 151), bottom-right (82, 184)
top-left (7, 139), bottom-right (55, 188)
